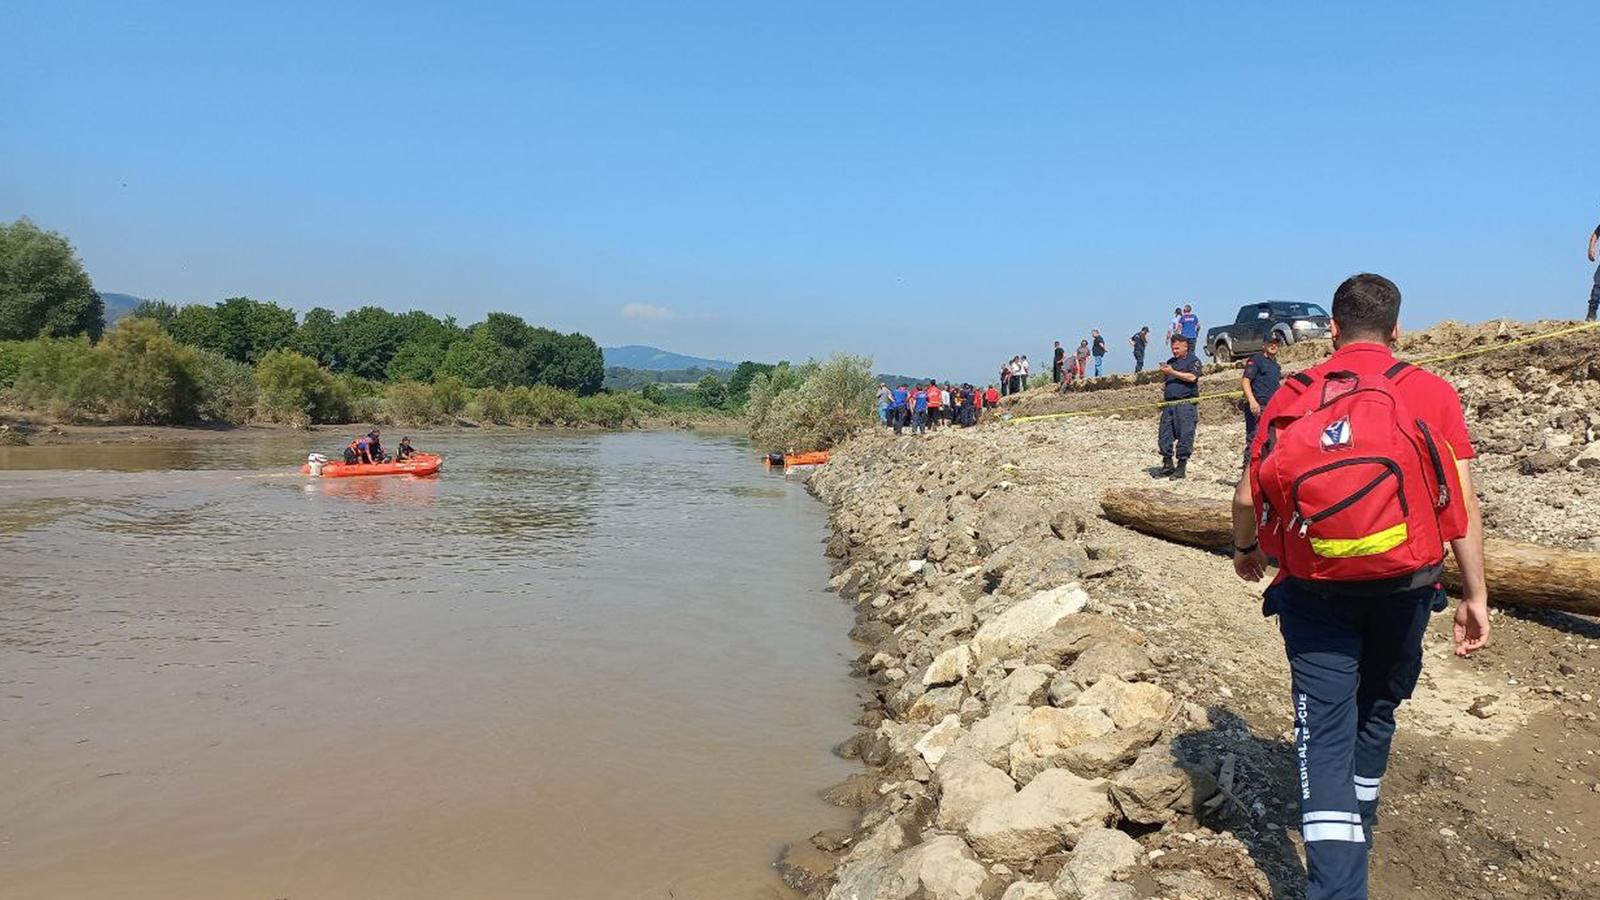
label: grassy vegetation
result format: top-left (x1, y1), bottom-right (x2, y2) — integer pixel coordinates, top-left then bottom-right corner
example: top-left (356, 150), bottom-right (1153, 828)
top-left (745, 354), bottom-right (877, 452)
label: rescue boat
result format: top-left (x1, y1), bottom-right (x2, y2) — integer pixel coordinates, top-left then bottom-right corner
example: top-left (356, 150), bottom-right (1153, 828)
top-left (766, 450), bottom-right (830, 467)
top-left (302, 453), bottom-right (443, 478)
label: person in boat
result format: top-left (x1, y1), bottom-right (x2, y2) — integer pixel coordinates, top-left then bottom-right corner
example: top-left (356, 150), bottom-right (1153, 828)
top-left (365, 429), bottom-right (386, 462)
top-left (394, 436), bottom-right (417, 461)
top-left (344, 433), bottom-right (375, 465)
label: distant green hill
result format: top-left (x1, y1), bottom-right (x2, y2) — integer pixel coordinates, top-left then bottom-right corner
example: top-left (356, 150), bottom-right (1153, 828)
top-left (602, 344), bottom-right (735, 371)
top-left (100, 292), bottom-right (145, 324)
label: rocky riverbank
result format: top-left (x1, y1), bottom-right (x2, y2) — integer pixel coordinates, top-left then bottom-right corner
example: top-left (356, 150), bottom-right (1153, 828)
top-left (778, 320), bottom-right (1600, 900)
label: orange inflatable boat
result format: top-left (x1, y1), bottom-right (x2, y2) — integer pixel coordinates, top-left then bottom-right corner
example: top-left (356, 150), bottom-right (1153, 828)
top-left (766, 450), bottom-right (830, 467)
top-left (302, 453), bottom-right (443, 478)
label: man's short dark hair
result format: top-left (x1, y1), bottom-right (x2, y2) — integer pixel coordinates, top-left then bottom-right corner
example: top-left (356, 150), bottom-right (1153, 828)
top-left (1170, 335), bottom-right (1190, 347)
top-left (1332, 273), bottom-right (1401, 340)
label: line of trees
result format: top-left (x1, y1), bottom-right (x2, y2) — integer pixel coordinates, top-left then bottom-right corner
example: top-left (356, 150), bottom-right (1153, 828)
top-left (0, 216), bottom-right (640, 428)
top-left (128, 298), bottom-right (603, 395)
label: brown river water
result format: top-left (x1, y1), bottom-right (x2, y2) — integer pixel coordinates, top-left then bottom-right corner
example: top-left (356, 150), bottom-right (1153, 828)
top-left (0, 430), bottom-right (860, 899)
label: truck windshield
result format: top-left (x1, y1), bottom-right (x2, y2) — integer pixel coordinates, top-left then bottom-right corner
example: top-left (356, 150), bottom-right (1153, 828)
top-left (1275, 303), bottom-right (1328, 318)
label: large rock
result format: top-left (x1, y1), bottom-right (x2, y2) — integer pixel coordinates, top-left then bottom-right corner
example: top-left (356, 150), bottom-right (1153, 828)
top-left (1013, 706), bottom-right (1117, 759)
top-left (949, 705), bottom-right (1031, 769)
top-left (1573, 442), bottom-right (1600, 470)
top-left (829, 834), bottom-right (1000, 900)
top-left (1026, 616), bottom-right (1142, 667)
top-left (934, 751), bottom-right (1017, 831)
top-left (907, 685), bottom-right (966, 723)
top-left (915, 714), bottom-right (963, 768)
top-left (972, 585), bottom-right (1090, 663)
top-left (1054, 720), bottom-right (1164, 780)
top-left (1062, 641), bottom-right (1154, 686)
top-left (991, 664), bottom-right (1054, 707)
top-left (924, 644), bottom-right (974, 686)
top-left (1074, 677), bottom-right (1174, 729)
top-left (965, 769), bottom-right (1117, 862)
top-left (1110, 743), bottom-right (1219, 825)
top-left (776, 840), bottom-right (841, 894)
top-left (1052, 827), bottom-right (1144, 897)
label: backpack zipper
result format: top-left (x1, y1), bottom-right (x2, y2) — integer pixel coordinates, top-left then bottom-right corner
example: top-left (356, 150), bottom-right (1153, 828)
top-left (1414, 419), bottom-right (1450, 507)
top-left (1289, 457), bottom-right (1407, 537)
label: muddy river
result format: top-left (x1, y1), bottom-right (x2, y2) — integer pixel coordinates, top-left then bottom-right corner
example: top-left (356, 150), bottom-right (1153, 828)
top-left (0, 430), bottom-right (860, 899)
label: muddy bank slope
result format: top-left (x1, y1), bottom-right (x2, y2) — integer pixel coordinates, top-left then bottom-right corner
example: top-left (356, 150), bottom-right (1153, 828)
top-left (784, 344), bottom-right (1599, 899)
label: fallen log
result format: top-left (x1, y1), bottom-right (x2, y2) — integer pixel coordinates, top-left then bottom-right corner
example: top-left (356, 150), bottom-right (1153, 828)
top-left (1099, 487), bottom-right (1600, 617)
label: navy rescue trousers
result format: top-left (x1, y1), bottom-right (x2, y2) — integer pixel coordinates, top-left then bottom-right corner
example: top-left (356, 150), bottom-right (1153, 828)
top-left (1157, 403), bottom-right (1197, 462)
top-left (1589, 264), bottom-right (1599, 319)
top-left (1267, 579), bottom-right (1445, 900)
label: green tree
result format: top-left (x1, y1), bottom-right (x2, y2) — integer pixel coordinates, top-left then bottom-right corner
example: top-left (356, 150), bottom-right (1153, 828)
top-left (98, 318), bottom-right (202, 424)
top-left (131, 299), bottom-right (181, 331)
top-left (385, 310), bottom-right (461, 381)
top-left (540, 332), bottom-right (604, 395)
top-left (694, 374), bottom-right (728, 408)
top-left (438, 329), bottom-right (527, 388)
top-left (726, 360), bottom-right (774, 406)
top-left (169, 304), bottom-right (224, 353)
top-left (293, 306), bottom-right (341, 367)
top-left (212, 296), bottom-right (297, 363)
top-left (640, 382), bottom-right (665, 404)
top-left (336, 306), bottom-right (405, 379)
top-left (0, 218), bottom-right (103, 341)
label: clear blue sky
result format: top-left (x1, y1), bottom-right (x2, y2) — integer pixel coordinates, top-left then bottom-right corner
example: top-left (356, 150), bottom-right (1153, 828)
top-left (5, 2), bottom-right (1596, 381)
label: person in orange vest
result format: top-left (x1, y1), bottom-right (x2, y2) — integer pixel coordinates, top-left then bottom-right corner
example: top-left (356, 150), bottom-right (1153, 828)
top-left (924, 380), bottom-right (942, 429)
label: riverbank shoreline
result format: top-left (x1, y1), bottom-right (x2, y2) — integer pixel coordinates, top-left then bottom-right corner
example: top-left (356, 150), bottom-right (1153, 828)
top-left (782, 405), bottom-right (1599, 898)
top-left (0, 412), bottom-right (746, 447)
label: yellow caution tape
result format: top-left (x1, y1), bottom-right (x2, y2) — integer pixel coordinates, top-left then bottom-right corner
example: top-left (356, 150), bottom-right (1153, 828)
top-left (1006, 320), bottom-right (1600, 425)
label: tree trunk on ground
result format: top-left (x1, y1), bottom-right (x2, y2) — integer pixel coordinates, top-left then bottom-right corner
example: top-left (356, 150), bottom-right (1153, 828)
top-left (1099, 487), bottom-right (1600, 617)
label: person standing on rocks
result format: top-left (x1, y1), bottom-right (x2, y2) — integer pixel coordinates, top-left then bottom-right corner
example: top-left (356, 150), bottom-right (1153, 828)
top-left (875, 382), bottom-right (891, 426)
top-left (1230, 272), bottom-right (1489, 900)
top-left (1091, 329), bottom-right (1107, 377)
top-left (1239, 334), bottom-right (1282, 465)
top-left (1154, 335), bottom-right (1202, 478)
top-left (1587, 222), bottom-right (1599, 321)
top-left (1019, 355), bottom-right (1031, 391)
top-left (889, 384), bottom-right (909, 435)
top-left (1131, 326), bottom-right (1150, 373)
top-left (1052, 340), bottom-right (1066, 384)
top-left (1166, 306), bottom-right (1184, 342)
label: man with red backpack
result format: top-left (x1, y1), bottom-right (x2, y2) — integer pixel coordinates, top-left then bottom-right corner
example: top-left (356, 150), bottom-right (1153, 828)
top-left (1231, 274), bottom-right (1489, 900)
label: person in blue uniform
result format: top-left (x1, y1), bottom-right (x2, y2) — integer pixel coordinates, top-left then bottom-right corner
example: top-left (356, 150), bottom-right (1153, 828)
top-left (1155, 335), bottom-right (1203, 478)
top-left (1240, 334), bottom-right (1282, 465)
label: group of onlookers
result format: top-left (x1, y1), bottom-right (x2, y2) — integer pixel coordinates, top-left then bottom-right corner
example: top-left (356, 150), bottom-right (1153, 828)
top-left (998, 356), bottom-right (1031, 396)
top-left (877, 382), bottom-right (1001, 435)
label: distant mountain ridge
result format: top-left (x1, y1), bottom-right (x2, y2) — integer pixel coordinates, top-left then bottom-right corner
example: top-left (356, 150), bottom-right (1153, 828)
top-left (100, 292), bottom-right (144, 324)
top-left (602, 344), bottom-right (735, 371)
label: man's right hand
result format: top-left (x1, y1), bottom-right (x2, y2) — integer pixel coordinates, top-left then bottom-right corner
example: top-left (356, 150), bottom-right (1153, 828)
top-left (1454, 596), bottom-right (1491, 656)
top-left (1248, 401), bottom-right (1262, 416)
top-left (1233, 548), bottom-right (1269, 582)
top-left (1589, 249), bottom-right (1596, 263)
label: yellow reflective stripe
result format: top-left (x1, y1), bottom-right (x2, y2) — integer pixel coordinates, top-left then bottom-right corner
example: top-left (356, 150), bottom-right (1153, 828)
top-left (1310, 523), bottom-right (1408, 558)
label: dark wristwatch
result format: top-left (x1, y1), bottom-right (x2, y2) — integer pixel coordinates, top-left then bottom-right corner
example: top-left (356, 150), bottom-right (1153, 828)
top-left (1234, 541), bottom-right (1258, 555)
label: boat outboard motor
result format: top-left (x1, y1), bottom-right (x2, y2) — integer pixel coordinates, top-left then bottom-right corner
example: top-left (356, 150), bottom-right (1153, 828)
top-left (307, 452), bottom-right (329, 476)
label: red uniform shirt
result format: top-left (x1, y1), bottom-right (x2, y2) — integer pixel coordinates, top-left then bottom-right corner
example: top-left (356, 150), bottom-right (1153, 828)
top-left (1250, 342), bottom-right (1475, 462)
top-left (925, 386), bottom-right (942, 408)
top-left (985, 388), bottom-right (999, 406)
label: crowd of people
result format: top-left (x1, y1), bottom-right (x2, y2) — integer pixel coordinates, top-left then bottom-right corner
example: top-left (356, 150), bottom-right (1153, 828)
top-left (876, 382), bottom-right (1001, 434)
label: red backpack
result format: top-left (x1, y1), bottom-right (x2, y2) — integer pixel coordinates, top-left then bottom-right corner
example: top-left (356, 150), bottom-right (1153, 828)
top-left (1250, 361), bottom-right (1465, 588)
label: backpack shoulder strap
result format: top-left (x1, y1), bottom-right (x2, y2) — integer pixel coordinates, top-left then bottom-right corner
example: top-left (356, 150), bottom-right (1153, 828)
top-left (1383, 360), bottom-right (1416, 382)
top-left (1283, 371), bottom-right (1315, 395)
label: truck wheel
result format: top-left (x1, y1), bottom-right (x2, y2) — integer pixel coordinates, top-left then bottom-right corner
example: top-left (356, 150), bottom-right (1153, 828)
top-left (1273, 327), bottom-right (1294, 346)
top-left (1212, 338), bottom-right (1233, 362)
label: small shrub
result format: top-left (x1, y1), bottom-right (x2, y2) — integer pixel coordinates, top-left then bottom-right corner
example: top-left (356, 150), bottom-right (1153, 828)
top-left (255, 349), bottom-right (349, 426)
top-left (431, 375), bottom-right (467, 418)
top-left (468, 386), bottom-right (510, 424)
top-left (577, 392), bottom-right (638, 428)
top-left (382, 380), bottom-right (448, 425)
top-left (98, 318), bottom-right (202, 424)
top-left (505, 383), bottom-right (579, 425)
top-left (0, 340), bottom-right (24, 388)
top-left (10, 336), bottom-right (105, 421)
top-left (194, 350), bottom-right (258, 424)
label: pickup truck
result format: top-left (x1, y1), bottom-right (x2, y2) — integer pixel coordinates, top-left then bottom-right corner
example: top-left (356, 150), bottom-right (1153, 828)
top-left (1204, 301), bottom-right (1331, 361)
